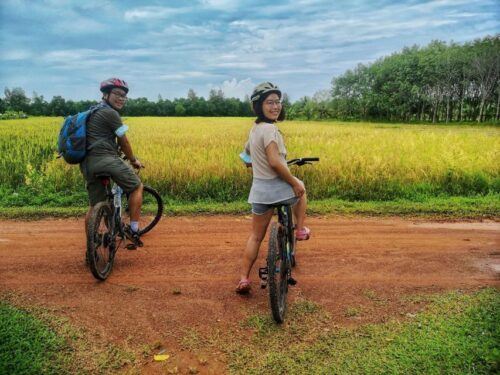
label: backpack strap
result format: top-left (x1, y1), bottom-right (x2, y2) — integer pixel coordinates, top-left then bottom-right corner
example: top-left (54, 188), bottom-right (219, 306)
top-left (86, 102), bottom-right (113, 151)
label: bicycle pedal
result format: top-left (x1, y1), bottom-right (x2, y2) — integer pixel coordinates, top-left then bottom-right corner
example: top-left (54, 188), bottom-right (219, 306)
top-left (258, 267), bottom-right (268, 288)
top-left (288, 277), bottom-right (297, 286)
top-left (126, 243), bottom-right (138, 250)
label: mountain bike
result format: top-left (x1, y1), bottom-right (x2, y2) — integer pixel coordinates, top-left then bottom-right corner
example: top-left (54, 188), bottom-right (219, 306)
top-left (86, 172), bottom-right (163, 280)
top-left (259, 157), bottom-right (319, 323)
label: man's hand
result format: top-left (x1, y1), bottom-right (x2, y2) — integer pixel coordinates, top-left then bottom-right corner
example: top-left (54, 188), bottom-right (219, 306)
top-left (131, 158), bottom-right (144, 169)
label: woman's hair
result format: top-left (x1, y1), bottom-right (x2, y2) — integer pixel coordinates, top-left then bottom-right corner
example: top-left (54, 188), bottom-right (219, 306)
top-left (253, 92), bottom-right (286, 123)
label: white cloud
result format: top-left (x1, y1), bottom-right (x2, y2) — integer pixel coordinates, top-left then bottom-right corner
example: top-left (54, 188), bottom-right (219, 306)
top-left (53, 18), bottom-right (107, 33)
top-left (41, 48), bottom-right (159, 63)
top-left (1, 49), bottom-right (32, 61)
top-left (160, 23), bottom-right (220, 37)
top-left (159, 71), bottom-right (211, 80)
top-left (124, 6), bottom-right (186, 21)
top-left (208, 78), bottom-right (255, 99)
top-left (213, 62), bottom-right (267, 69)
top-left (201, 0), bottom-right (237, 11)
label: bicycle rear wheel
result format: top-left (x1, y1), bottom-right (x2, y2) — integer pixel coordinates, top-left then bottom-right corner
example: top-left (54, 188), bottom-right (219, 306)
top-left (290, 235), bottom-right (297, 267)
top-left (267, 222), bottom-right (288, 323)
top-left (87, 202), bottom-right (116, 280)
top-left (122, 185), bottom-right (163, 236)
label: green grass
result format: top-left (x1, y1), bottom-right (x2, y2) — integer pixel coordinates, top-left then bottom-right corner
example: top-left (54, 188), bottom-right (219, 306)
top-left (1, 289), bottom-right (498, 374)
top-left (220, 289), bottom-right (499, 375)
top-left (0, 194), bottom-right (498, 220)
top-left (0, 302), bottom-right (72, 374)
top-left (0, 298), bottom-right (136, 374)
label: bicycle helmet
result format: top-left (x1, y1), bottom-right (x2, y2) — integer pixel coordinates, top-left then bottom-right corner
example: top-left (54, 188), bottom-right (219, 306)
top-left (100, 78), bottom-right (129, 94)
top-left (250, 82), bottom-right (281, 103)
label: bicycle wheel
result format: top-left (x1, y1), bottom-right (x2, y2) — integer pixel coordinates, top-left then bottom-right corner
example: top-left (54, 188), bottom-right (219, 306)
top-left (122, 185), bottom-right (163, 236)
top-left (267, 222), bottom-right (288, 323)
top-left (87, 202), bottom-right (116, 280)
top-left (291, 234), bottom-right (298, 267)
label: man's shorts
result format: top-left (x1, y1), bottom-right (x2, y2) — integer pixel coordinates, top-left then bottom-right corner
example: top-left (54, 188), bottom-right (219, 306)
top-left (80, 155), bottom-right (141, 206)
top-left (251, 196), bottom-right (299, 215)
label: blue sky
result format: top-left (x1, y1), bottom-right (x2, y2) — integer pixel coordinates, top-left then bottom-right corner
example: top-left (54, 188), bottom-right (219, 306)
top-left (0, 0), bottom-right (498, 101)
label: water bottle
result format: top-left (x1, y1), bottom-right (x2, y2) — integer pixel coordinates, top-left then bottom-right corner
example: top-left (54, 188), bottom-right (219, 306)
top-left (112, 185), bottom-right (122, 208)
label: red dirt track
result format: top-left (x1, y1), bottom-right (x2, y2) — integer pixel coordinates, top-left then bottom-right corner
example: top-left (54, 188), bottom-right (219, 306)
top-left (0, 216), bottom-right (498, 373)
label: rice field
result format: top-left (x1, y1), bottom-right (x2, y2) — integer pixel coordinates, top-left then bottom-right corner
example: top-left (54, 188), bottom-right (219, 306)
top-left (0, 117), bottom-right (499, 203)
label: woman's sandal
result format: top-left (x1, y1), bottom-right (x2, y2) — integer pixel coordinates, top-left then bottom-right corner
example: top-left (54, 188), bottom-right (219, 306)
top-left (236, 278), bottom-right (251, 294)
top-left (296, 226), bottom-right (311, 241)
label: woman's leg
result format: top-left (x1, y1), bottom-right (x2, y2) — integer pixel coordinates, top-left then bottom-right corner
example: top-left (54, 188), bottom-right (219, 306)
top-left (293, 192), bottom-right (307, 231)
top-left (240, 209), bottom-right (274, 281)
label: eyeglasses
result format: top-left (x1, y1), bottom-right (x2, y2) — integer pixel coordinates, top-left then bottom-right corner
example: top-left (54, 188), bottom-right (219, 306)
top-left (111, 90), bottom-right (127, 100)
top-left (264, 100), bottom-right (282, 106)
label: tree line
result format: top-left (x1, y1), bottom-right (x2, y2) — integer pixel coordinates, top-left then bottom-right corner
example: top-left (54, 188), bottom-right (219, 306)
top-left (1, 35), bottom-right (498, 123)
top-left (0, 88), bottom-right (255, 118)
top-left (295, 34), bottom-right (498, 123)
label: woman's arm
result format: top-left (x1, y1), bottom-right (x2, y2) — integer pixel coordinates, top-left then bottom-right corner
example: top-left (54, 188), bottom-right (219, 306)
top-left (265, 142), bottom-right (305, 197)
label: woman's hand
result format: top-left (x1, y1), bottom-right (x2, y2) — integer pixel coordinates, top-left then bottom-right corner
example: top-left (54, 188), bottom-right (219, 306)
top-left (292, 178), bottom-right (305, 197)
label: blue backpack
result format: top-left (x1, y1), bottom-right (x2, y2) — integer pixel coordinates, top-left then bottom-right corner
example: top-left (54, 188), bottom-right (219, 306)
top-left (57, 103), bottom-right (108, 164)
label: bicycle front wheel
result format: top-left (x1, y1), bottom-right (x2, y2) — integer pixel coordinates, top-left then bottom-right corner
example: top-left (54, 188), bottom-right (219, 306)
top-left (87, 202), bottom-right (116, 280)
top-left (267, 222), bottom-right (288, 323)
top-left (122, 185), bottom-right (163, 236)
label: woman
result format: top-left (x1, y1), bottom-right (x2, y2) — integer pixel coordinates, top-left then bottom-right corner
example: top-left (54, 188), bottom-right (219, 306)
top-left (236, 82), bottom-right (310, 294)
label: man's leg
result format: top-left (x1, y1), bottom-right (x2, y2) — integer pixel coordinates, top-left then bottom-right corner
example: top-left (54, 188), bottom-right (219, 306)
top-left (128, 183), bottom-right (143, 233)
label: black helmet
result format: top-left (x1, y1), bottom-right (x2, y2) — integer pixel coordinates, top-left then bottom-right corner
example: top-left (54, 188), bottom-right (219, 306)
top-left (250, 82), bottom-right (281, 103)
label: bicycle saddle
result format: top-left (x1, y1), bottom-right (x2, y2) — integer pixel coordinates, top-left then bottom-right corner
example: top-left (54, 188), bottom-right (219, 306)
top-left (95, 173), bottom-right (111, 179)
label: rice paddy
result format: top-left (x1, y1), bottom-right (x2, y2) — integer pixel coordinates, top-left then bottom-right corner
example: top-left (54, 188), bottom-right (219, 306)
top-left (0, 117), bottom-right (498, 204)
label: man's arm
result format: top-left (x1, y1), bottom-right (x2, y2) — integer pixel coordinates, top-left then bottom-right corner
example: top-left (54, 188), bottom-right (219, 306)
top-left (117, 135), bottom-right (143, 169)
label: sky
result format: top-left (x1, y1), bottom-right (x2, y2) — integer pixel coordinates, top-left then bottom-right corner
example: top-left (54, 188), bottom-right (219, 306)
top-left (0, 0), bottom-right (498, 102)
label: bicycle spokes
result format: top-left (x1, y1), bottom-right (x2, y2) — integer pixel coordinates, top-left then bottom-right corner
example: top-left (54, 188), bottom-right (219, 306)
top-left (87, 202), bottom-right (115, 280)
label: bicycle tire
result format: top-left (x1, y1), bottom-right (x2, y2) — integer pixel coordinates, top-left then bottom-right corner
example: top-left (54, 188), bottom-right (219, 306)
top-left (122, 185), bottom-right (163, 236)
top-left (267, 222), bottom-right (288, 323)
top-left (291, 236), bottom-right (297, 267)
top-left (138, 186), bottom-right (163, 235)
top-left (87, 202), bottom-right (115, 280)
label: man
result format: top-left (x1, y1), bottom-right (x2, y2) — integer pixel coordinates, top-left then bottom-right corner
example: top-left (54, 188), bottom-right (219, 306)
top-left (80, 78), bottom-right (144, 249)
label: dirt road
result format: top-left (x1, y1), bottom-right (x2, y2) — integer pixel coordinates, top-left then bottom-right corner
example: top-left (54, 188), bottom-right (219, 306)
top-left (0, 216), bottom-right (498, 373)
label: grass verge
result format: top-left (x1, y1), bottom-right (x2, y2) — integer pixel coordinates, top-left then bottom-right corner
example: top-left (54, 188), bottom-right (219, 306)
top-left (0, 295), bottom-right (136, 374)
top-left (0, 195), bottom-right (498, 220)
top-left (1, 289), bottom-right (498, 374)
top-left (207, 289), bottom-right (499, 374)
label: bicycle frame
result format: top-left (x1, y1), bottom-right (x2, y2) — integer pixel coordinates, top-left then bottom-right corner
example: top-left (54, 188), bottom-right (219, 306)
top-left (276, 204), bottom-right (295, 271)
top-left (100, 178), bottom-right (126, 247)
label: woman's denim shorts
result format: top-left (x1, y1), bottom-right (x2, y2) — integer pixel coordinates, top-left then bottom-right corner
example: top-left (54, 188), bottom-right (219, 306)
top-left (251, 196), bottom-right (299, 215)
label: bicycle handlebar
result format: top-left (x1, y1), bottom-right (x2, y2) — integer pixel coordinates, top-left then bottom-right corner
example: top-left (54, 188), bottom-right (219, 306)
top-left (287, 157), bottom-right (320, 166)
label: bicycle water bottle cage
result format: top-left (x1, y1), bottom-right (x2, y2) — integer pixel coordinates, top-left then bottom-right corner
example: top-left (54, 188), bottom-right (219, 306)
top-left (95, 173), bottom-right (111, 186)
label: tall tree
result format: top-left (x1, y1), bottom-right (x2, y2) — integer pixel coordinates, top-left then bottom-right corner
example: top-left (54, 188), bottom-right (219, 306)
top-left (4, 87), bottom-right (30, 112)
